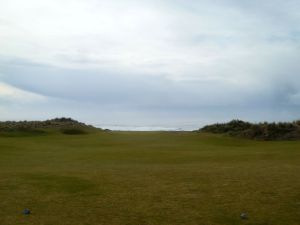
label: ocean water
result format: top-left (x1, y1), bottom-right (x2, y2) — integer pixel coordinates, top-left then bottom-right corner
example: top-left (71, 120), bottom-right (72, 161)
top-left (96, 124), bottom-right (196, 131)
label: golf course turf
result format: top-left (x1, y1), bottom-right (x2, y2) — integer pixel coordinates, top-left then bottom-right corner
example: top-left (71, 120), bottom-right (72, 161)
top-left (0, 131), bottom-right (299, 225)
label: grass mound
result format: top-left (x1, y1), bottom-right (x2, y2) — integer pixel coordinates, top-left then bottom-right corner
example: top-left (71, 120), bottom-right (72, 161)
top-left (0, 117), bottom-right (97, 130)
top-left (0, 117), bottom-right (101, 136)
top-left (199, 119), bottom-right (300, 140)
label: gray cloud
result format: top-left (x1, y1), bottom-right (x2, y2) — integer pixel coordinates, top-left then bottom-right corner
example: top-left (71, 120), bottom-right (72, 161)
top-left (0, 0), bottom-right (300, 129)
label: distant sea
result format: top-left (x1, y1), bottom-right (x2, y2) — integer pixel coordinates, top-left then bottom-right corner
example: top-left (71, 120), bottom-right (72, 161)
top-left (95, 124), bottom-right (196, 131)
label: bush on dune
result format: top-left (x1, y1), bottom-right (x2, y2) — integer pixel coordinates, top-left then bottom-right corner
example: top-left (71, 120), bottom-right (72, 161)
top-left (199, 120), bottom-right (300, 140)
top-left (0, 118), bottom-right (101, 136)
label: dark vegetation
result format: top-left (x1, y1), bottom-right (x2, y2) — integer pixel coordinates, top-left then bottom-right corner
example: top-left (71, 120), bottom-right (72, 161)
top-left (199, 119), bottom-right (300, 140)
top-left (0, 118), bottom-right (99, 136)
top-left (0, 127), bottom-right (47, 137)
top-left (61, 128), bottom-right (88, 135)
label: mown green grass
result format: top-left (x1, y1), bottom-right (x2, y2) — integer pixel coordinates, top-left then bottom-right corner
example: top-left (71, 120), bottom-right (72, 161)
top-left (0, 131), bottom-right (299, 225)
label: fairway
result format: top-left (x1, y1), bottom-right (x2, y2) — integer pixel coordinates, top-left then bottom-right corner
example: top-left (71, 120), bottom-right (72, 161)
top-left (0, 131), bottom-right (300, 225)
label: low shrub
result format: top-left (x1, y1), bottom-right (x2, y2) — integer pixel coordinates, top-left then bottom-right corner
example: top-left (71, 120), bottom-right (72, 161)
top-left (0, 128), bottom-right (46, 137)
top-left (61, 128), bottom-right (87, 135)
top-left (199, 120), bottom-right (300, 140)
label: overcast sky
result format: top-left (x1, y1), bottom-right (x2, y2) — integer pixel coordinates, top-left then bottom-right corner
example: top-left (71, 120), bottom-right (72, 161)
top-left (1, 0), bottom-right (300, 130)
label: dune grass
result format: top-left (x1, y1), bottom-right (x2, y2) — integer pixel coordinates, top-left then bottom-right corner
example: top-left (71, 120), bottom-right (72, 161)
top-left (0, 131), bottom-right (299, 225)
